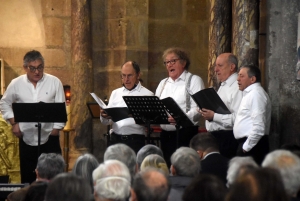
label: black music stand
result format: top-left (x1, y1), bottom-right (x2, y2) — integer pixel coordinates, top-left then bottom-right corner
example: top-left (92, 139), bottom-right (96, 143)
top-left (12, 102), bottom-right (67, 156)
top-left (123, 96), bottom-right (170, 144)
top-left (161, 97), bottom-right (194, 148)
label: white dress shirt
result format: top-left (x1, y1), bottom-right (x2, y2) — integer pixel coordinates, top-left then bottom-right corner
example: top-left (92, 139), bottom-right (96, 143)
top-left (206, 73), bottom-right (243, 131)
top-left (0, 73), bottom-right (66, 146)
top-left (233, 83), bottom-right (271, 152)
top-left (100, 82), bottom-right (154, 135)
top-left (155, 71), bottom-right (205, 131)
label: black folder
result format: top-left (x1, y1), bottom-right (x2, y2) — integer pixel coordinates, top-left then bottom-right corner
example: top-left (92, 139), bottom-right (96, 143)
top-left (161, 97), bottom-right (194, 127)
top-left (104, 107), bottom-right (130, 122)
top-left (188, 88), bottom-right (231, 114)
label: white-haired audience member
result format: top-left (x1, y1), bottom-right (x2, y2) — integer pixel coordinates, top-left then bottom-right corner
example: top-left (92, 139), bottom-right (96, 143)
top-left (92, 160), bottom-right (131, 201)
top-left (94, 176), bottom-right (130, 201)
top-left (262, 150), bottom-right (300, 199)
top-left (169, 147), bottom-right (200, 201)
top-left (104, 143), bottom-right (137, 181)
top-left (92, 159), bottom-right (131, 184)
top-left (131, 168), bottom-right (170, 201)
top-left (226, 156), bottom-right (258, 187)
top-left (72, 153), bottom-right (99, 194)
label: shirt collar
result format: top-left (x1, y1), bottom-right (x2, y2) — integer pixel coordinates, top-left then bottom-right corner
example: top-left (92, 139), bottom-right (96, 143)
top-left (168, 70), bottom-right (188, 82)
top-left (203, 152), bottom-right (220, 160)
top-left (244, 82), bottom-right (261, 93)
top-left (221, 73), bottom-right (237, 86)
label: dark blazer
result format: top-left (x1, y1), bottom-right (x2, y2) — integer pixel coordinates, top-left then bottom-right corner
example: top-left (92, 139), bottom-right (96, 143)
top-left (168, 176), bottom-right (193, 201)
top-left (200, 152), bottom-right (229, 185)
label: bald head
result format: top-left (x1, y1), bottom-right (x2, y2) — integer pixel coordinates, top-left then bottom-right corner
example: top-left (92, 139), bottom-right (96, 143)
top-left (121, 61), bottom-right (141, 90)
top-left (132, 169), bottom-right (170, 201)
top-left (215, 53), bottom-right (238, 82)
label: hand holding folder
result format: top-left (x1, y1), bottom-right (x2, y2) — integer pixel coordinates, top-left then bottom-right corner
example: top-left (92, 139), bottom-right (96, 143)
top-left (90, 92), bottom-right (131, 122)
top-left (186, 88), bottom-right (231, 114)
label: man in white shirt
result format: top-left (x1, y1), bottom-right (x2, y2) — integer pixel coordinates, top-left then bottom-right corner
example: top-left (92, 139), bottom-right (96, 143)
top-left (0, 50), bottom-right (66, 183)
top-left (100, 61), bottom-right (153, 153)
top-left (200, 53), bottom-right (242, 159)
top-left (234, 64), bottom-right (271, 165)
top-left (156, 47), bottom-right (205, 167)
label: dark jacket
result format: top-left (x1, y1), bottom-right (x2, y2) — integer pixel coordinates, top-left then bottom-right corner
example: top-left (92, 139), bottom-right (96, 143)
top-left (168, 176), bottom-right (193, 201)
top-left (200, 152), bottom-right (229, 185)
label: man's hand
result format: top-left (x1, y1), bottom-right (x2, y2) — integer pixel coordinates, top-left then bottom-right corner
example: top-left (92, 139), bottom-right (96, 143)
top-left (50, 129), bottom-right (60, 136)
top-left (168, 115), bottom-right (176, 125)
top-left (12, 124), bottom-right (22, 138)
top-left (100, 108), bottom-right (111, 119)
top-left (199, 108), bottom-right (214, 121)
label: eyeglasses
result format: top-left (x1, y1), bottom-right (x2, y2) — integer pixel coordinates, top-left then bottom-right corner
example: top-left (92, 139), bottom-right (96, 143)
top-left (163, 58), bottom-right (181, 66)
top-left (28, 65), bottom-right (44, 72)
top-left (121, 74), bottom-right (135, 79)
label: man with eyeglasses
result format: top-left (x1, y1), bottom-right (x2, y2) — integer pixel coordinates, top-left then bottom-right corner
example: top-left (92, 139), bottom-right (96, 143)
top-left (0, 50), bottom-right (65, 184)
top-left (100, 61), bottom-right (153, 153)
top-left (155, 47), bottom-right (205, 167)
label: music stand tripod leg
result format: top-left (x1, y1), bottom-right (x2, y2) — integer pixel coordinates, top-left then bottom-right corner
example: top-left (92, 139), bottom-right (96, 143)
top-left (175, 124), bottom-right (180, 148)
top-left (146, 120), bottom-right (151, 144)
top-left (36, 123), bottom-right (42, 157)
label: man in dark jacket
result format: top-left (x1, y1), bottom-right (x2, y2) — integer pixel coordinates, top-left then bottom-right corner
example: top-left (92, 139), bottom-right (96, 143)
top-left (190, 132), bottom-right (229, 185)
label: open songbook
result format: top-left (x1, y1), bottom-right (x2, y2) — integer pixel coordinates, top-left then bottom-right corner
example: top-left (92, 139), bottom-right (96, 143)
top-left (90, 92), bottom-right (130, 122)
top-left (186, 88), bottom-right (231, 114)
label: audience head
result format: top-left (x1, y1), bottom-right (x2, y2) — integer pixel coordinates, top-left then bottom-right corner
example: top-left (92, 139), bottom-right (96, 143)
top-left (182, 174), bottom-right (227, 201)
top-left (170, 147), bottom-right (200, 177)
top-left (215, 53), bottom-right (238, 82)
top-left (162, 47), bottom-right (190, 80)
top-left (36, 153), bottom-right (65, 181)
top-left (140, 154), bottom-right (169, 176)
top-left (262, 150), bottom-right (300, 197)
top-left (136, 144), bottom-right (164, 169)
top-left (45, 173), bottom-right (91, 201)
top-left (104, 143), bottom-right (137, 179)
top-left (72, 153), bottom-right (99, 192)
top-left (94, 176), bottom-right (131, 201)
top-left (22, 181), bottom-right (48, 201)
top-left (226, 156), bottom-right (258, 187)
top-left (281, 143), bottom-right (300, 158)
top-left (226, 168), bottom-right (289, 201)
top-left (92, 159), bottom-right (131, 184)
top-left (132, 169), bottom-right (170, 201)
top-left (189, 132), bottom-right (219, 159)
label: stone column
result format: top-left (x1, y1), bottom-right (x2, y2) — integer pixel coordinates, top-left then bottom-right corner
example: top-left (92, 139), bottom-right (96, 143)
top-left (70, 0), bottom-right (93, 162)
top-left (208, 0), bottom-right (232, 88)
top-left (232, 0), bottom-right (259, 67)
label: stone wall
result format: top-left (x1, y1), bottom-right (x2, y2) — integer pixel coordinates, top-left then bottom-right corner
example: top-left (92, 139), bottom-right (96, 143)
top-left (147, 0), bottom-right (210, 92)
top-left (266, 0), bottom-right (300, 149)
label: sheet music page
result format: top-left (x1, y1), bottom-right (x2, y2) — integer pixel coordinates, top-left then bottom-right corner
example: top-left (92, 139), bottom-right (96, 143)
top-left (90, 93), bottom-right (107, 109)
